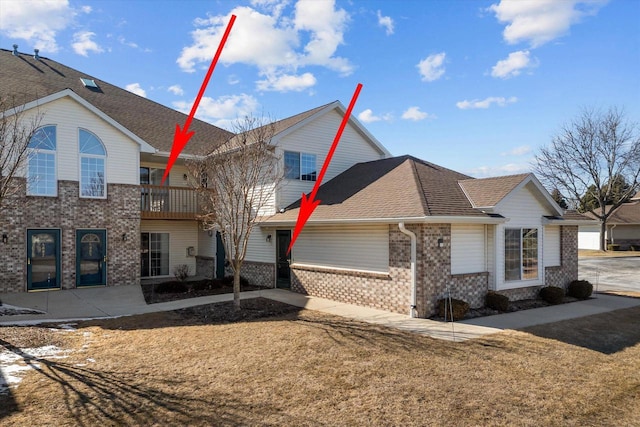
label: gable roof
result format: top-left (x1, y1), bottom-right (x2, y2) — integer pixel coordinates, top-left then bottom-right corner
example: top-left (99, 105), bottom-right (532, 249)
top-left (458, 174), bottom-right (530, 208)
top-left (584, 199), bottom-right (640, 225)
top-left (265, 155), bottom-right (506, 225)
top-left (213, 100), bottom-right (390, 156)
top-left (0, 48), bottom-right (233, 156)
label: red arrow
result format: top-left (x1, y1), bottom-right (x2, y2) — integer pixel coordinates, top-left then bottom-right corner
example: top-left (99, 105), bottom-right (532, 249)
top-left (162, 14), bottom-right (236, 184)
top-left (287, 83), bottom-right (363, 254)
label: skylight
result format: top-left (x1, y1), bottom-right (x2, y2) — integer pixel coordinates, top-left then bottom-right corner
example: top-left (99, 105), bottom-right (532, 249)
top-left (80, 78), bottom-right (99, 88)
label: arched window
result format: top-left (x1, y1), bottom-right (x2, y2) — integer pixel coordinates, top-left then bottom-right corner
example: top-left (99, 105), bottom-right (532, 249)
top-left (79, 129), bottom-right (107, 198)
top-left (27, 125), bottom-right (57, 196)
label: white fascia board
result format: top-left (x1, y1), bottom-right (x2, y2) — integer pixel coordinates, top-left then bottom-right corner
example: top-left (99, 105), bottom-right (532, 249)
top-left (542, 218), bottom-right (599, 226)
top-left (6, 89), bottom-right (157, 154)
top-left (153, 151), bottom-right (206, 161)
top-left (260, 215), bottom-right (509, 228)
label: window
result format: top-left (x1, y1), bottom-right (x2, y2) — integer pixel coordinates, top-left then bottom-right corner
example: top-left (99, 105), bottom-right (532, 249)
top-left (505, 228), bottom-right (538, 281)
top-left (284, 151), bottom-right (316, 181)
top-left (79, 129), bottom-right (106, 198)
top-left (27, 125), bottom-right (57, 196)
top-left (140, 232), bottom-right (170, 277)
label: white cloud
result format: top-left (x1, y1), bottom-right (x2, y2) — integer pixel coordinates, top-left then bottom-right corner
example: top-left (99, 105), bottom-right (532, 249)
top-left (125, 83), bottom-right (147, 98)
top-left (168, 85), bottom-right (184, 96)
top-left (177, 1), bottom-right (352, 92)
top-left (377, 10), bottom-right (394, 35)
top-left (501, 145), bottom-right (531, 156)
top-left (489, 0), bottom-right (607, 48)
top-left (358, 109), bottom-right (381, 123)
top-left (401, 106), bottom-right (430, 121)
top-left (71, 31), bottom-right (103, 56)
top-left (80, 5), bottom-right (92, 14)
top-left (0, 0), bottom-right (76, 53)
top-left (256, 72), bottom-right (317, 92)
top-left (491, 50), bottom-right (535, 78)
top-left (228, 75), bottom-right (240, 85)
top-left (456, 96), bottom-right (518, 110)
top-left (357, 109), bottom-right (392, 124)
top-left (467, 163), bottom-right (532, 178)
top-left (417, 52), bottom-right (446, 82)
top-left (173, 93), bottom-right (259, 129)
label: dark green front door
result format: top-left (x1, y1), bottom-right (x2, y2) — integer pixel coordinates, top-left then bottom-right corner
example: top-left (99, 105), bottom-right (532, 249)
top-left (27, 229), bottom-right (61, 291)
top-left (76, 229), bottom-right (107, 287)
top-left (276, 230), bottom-right (291, 288)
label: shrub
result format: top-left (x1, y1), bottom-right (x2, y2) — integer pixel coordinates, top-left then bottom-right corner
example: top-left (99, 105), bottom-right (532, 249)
top-left (567, 280), bottom-right (593, 299)
top-left (607, 244), bottom-right (620, 251)
top-left (190, 279), bottom-right (214, 291)
top-left (437, 298), bottom-right (469, 321)
top-left (223, 275), bottom-right (250, 287)
top-left (539, 286), bottom-right (565, 305)
top-left (173, 264), bottom-right (190, 282)
top-left (485, 291), bottom-right (509, 312)
top-left (154, 281), bottom-right (188, 294)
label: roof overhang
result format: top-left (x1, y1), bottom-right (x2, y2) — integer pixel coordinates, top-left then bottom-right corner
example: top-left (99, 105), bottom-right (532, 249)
top-left (3, 89), bottom-right (157, 154)
top-left (260, 215), bottom-right (508, 228)
top-left (542, 217), bottom-right (599, 226)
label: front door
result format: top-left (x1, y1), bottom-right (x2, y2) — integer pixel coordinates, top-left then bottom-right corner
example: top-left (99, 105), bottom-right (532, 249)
top-left (276, 230), bottom-right (291, 288)
top-left (27, 229), bottom-right (61, 291)
top-left (76, 229), bottom-right (107, 287)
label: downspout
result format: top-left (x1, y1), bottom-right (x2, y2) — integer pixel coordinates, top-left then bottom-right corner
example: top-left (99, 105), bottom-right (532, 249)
top-left (398, 223), bottom-right (417, 318)
top-left (610, 224), bottom-right (617, 245)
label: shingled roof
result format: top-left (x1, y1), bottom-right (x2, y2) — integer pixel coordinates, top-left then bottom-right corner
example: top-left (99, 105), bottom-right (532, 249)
top-left (584, 198), bottom-right (640, 225)
top-left (266, 155), bottom-right (503, 224)
top-left (0, 48), bottom-right (233, 155)
top-left (459, 173), bottom-right (530, 208)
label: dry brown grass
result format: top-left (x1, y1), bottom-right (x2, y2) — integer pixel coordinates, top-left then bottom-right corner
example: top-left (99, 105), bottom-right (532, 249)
top-left (1, 305), bottom-right (639, 426)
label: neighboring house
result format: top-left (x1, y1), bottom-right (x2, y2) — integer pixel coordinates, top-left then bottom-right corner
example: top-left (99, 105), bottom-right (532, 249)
top-left (0, 47), bottom-right (231, 292)
top-left (579, 192), bottom-right (640, 250)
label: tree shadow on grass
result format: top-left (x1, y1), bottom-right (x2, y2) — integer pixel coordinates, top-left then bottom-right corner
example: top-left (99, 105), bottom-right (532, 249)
top-left (520, 306), bottom-right (640, 355)
top-left (0, 337), bottom-right (326, 426)
top-left (0, 371), bottom-right (19, 420)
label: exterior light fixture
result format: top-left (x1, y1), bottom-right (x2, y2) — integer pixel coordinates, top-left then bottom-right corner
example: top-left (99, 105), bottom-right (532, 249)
top-left (122, 233), bottom-right (127, 242)
top-left (2, 234), bottom-right (7, 244)
top-left (266, 234), bottom-right (272, 243)
top-left (437, 237), bottom-right (444, 248)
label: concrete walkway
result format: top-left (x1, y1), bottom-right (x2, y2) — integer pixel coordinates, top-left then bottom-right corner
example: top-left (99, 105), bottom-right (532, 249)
top-left (1, 286), bottom-right (639, 342)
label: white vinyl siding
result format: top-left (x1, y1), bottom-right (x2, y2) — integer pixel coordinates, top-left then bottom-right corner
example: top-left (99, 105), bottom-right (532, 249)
top-left (197, 227), bottom-right (216, 258)
top-left (141, 221), bottom-right (198, 277)
top-left (292, 225), bottom-right (389, 273)
top-left (495, 182), bottom-right (553, 290)
top-left (451, 224), bottom-right (486, 274)
top-left (277, 110), bottom-right (385, 209)
top-left (245, 228), bottom-right (276, 263)
top-left (544, 226), bottom-right (561, 267)
top-left (140, 162), bottom-right (191, 187)
top-left (19, 97), bottom-right (139, 185)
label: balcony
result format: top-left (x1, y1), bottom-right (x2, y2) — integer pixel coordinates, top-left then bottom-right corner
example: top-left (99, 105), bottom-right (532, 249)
top-left (140, 184), bottom-right (201, 220)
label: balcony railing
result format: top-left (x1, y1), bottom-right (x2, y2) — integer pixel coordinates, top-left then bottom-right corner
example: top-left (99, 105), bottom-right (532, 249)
top-left (140, 184), bottom-right (200, 220)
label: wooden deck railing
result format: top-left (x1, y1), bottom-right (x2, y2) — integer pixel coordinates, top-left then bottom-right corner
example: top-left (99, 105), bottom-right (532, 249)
top-left (140, 185), bottom-right (200, 220)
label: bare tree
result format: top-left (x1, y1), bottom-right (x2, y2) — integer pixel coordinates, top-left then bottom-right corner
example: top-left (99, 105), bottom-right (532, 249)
top-left (534, 107), bottom-right (640, 250)
top-left (0, 96), bottom-right (43, 211)
top-left (186, 115), bottom-right (282, 310)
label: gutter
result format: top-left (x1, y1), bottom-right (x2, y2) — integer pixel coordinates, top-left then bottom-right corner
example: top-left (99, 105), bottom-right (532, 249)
top-left (261, 215), bottom-right (508, 228)
top-left (398, 223), bottom-right (417, 318)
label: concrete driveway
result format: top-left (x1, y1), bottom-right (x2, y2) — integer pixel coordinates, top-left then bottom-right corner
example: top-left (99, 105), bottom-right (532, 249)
top-left (578, 257), bottom-right (640, 293)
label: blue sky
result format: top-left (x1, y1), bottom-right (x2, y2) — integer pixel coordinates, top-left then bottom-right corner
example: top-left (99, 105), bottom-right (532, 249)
top-left (1, 0), bottom-right (639, 177)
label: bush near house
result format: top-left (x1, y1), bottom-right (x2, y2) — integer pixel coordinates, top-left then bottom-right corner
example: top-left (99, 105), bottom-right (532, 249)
top-left (437, 298), bottom-right (469, 321)
top-left (539, 286), bottom-right (565, 305)
top-left (567, 280), bottom-right (593, 299)
top-left (173, 264), bottom-right (190, 282)
top-left (485, 291), bottom-right (509, 312)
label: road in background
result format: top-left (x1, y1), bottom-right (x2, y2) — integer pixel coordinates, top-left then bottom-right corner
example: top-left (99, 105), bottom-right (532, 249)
top-left (578, 257), bottom-right (640, 293)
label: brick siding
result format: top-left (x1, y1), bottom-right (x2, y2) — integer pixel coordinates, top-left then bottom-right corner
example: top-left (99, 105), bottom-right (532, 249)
top-left (0, 179), bottom-right (140, 292)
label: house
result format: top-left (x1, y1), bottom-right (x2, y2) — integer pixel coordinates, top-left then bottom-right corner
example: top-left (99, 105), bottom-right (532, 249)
top-left (579, 191), bottom-right (640, 250)
top-left (0, 46), bottom-right (232, 292)
top-left (1, 46), bottom-right (590, 318)
top-left (241, 156), bottom-right (593, 317)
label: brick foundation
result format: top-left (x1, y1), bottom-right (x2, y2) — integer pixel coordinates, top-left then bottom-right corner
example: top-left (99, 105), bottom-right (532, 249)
top-left (0, 179), bottom-right (140, 292)
top-left (225, 260), bottom-right (275, 288)
top-left (195, 255), bottom-right (215, 279)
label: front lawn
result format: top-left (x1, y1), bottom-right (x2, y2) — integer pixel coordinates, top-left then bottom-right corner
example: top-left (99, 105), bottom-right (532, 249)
top-left (1, 303), bottom-right (639, 426)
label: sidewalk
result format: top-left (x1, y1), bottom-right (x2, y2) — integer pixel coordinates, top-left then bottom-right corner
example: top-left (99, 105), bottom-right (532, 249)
top-left (2, 286), bottom-right (639, 342)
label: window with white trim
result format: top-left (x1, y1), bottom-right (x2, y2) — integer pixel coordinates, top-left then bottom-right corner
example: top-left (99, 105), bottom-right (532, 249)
top-left (284, 151), bottom-right (316, 181)
top-left (505, 228), bottom-right (538, 281)
top-left (27, 125), bottom-right (57, 196)
top-left (79, 129), bottom-right (106, 198)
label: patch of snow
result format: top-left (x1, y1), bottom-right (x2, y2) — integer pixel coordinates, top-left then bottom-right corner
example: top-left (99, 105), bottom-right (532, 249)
top-left (0, 345), bottom-right (69, 394)
top-left (0, 304), bottom-right (45, 316)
